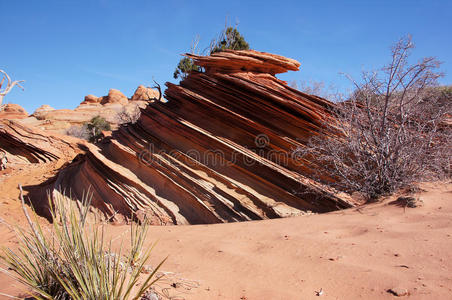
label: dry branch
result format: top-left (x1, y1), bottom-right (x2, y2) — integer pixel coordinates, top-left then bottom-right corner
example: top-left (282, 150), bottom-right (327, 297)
top-left (0, 70), bottom-right (24, 106)
top-left (296, 36), bottom-right (451, 200)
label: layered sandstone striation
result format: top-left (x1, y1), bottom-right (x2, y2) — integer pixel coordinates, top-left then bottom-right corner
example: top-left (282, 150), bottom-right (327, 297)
top-left (0, 120), bottom-right (83, 164)
top-left (42, 50), bottom-right (354, 224)
top-left (185, 49), bottom-right (301, 74)
top-left (0, 103), bottom-right (28, 120)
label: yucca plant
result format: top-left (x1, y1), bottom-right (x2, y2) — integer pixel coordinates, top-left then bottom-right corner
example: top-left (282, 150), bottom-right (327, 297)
top-left (0, 185), bottom-right (166, 300)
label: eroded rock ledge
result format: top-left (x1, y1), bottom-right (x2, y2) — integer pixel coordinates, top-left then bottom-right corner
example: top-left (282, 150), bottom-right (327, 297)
top-left (0, 120), bottom-right (83, 164)
top-left (43, 50), bottom-right (354, 224)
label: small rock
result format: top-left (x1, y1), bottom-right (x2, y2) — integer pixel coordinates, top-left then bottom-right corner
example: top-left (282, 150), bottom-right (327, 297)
top-left (397, 265), bottom-right (409, 269)
top-left (140, 290), bottom-right (159, 300)
top-left (171, 282), bottom-right (181, 288)
top-left (387, 287), bottom-right (409, 297)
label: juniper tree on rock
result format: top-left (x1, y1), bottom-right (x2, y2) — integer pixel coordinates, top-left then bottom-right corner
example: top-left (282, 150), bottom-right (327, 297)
top-left (173, 26), bottom-right (250, 80)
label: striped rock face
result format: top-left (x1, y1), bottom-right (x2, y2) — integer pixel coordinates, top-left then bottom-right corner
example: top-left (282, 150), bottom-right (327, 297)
top-left (0, 103), bottom-right (28, 120)
top-left (0, 120), bottom-right (82, 164)
top-left (46, 50), bottom-right (354, 225)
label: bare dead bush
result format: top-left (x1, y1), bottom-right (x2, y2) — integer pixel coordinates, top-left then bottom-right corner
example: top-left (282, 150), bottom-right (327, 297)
top-left (116, 104), bottom-right (141, 124)
top-left (290, 79), bottom-right (336, 99)
top-left (296, 35), bottom-right (452, 201)
top-left (0, 69), bottom-right (24, 106)
top-left (66, 124), bottom-right (89, 140)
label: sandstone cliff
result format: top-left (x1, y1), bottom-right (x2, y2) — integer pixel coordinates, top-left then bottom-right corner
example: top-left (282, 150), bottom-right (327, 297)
top-left (41, 50), bottom-right (353, 225)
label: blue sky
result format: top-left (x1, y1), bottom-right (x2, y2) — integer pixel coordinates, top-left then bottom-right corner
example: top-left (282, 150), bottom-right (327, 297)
top-left (1, 0), bottom-right (451, 113)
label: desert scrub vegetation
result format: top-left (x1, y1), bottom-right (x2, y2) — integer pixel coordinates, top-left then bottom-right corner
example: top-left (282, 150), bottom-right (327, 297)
top-left (208, 26), bottom-right (249, 54)
top-left (66, 116), bottom-right (111, 142)
top-left (296, 35), bottom-right (452, 201)
top-left (0, 186), bottom-right (165, 299)
top-left (85, 116), bottom-right (111, 143)
top-left (66, 124), bottom-right (90, 140)
top-left (116, 104), bottom-right (142, 125)
top-left (173, 24), bottom-right (250, 80)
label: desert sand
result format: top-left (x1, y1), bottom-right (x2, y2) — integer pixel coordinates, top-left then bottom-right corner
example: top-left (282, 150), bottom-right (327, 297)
top-left (1, 162), bottom-right (451, 299)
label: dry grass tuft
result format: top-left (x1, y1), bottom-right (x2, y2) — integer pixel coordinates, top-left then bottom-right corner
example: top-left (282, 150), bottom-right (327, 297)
top-left (0, 185), bottom-right (166, 300)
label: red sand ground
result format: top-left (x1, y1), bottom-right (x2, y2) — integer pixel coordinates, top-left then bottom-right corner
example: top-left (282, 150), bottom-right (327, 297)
top-left (0, 162), bottom-right (451, 299)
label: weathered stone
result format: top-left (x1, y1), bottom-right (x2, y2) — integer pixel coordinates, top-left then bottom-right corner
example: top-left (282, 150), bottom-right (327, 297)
top-left (131, 85), bottom-right (159, 101)
top-left (0, 119), bottom-right (82, 164)
top-left (40, 50), bottom-right (354, 224)
top-left (18, 89), bottom-right (147, 134)
top-left (387, 287), bottom-right (409, 297)
top-left (34, 104), bottom-right (55, 114)
top-left (81, 94), bottom-right (101, 104)
top-left (101, 89), bottom-right (128, 105)
top-left (185, 49), bottom-right (301, 75)
top-left (0, 103), bottom-right (28, 119)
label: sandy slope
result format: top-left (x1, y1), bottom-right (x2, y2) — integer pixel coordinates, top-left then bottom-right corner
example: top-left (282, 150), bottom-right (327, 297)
top-left (0, 163), bottom-right (451, 299)
top-left (143, 182), bottom-right (452, 299)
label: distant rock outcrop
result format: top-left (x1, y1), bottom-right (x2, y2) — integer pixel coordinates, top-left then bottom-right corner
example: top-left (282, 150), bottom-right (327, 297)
top-left (81, 94), bottom-right (101, 105)
top-left (0, 103), bottom-right (28, 119)
top-left (131, 85), bottom-right (160, 101)
top-left (42, 50), bottom-right (354, 225)
top-left (100, 89), bottom-right (129, 105)
top-left (32, 105), bottom-right (56, 120)
top-left (13, 87), bottom-right (157, 135)
top-left (34, 104), bottom-right (55, 113)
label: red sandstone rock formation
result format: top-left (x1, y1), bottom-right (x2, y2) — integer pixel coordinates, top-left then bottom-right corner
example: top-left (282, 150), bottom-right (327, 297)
top-left (81, 94), bottom-right (102, 105)
top-left (33, 104), bottom-right (55, 115)
top-left (21, 87), bottom-right (155, 135)
top-left (0, 103), bottom-right (28, 119)
top-left (41, 50), bottom-right (354, 225)
top-left (131, 85), bottom-right (160, 101)
top-left (0, 119), bottom-right (83, 164)
top-left (100, 89), bottom-right (129, 105)
top-left (185, 49), bottom-right (301, 74)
